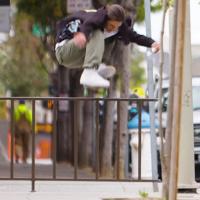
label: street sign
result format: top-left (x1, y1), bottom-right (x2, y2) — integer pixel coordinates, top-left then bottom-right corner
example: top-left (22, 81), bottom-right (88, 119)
top-left (67, 0), bottom-right (92, 13)
top-left (0, 0), bottom-right (10, 33)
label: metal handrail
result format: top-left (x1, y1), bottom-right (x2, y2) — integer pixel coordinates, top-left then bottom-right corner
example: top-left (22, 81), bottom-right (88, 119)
top-left (0, 97), bottom-right (160, 192)
top-left (0, 96), bottom-right (157, 101)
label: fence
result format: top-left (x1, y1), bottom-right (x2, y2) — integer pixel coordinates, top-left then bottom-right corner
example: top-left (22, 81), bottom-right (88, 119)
top-left (0, 97), bottom-right (160, 191)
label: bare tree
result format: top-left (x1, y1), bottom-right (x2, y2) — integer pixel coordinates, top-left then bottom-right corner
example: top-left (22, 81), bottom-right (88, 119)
top-left (158, 0), bottom-right (172, 198)
top-left (79, 96), bottom-right (94, 168)
top-left (100, 80), bottom-right (117, 176)
top-left (98, 0), bottom-right (135, 178)
top-left (114, 42), bottom-right (131, 178)
top-left (160, 0), bottom-right (179, 199)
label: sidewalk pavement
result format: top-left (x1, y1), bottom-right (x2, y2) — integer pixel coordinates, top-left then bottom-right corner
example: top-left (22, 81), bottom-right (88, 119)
top-left (0, 181), bottom-right (162, 200)
top-left (0, 181), bottom-right (200, 200)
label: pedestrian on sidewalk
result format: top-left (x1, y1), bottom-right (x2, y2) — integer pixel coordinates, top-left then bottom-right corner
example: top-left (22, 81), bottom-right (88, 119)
top-left (14, 100), bottom-right (32, 163)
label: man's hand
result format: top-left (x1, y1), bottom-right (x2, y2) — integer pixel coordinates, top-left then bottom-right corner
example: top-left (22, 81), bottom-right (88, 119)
top-left (73, 32), bottom-right (87, 49)
top-left (151, 42), bottom-right (160, 53)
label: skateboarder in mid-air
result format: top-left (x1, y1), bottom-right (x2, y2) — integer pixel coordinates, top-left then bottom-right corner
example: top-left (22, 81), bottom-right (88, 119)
top-left (55, 4), bottom-right (160, 89)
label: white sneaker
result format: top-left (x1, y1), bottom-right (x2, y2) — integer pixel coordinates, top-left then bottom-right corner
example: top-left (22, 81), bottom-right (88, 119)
top-left (97, 63), bottom-right (116, 79)
top-left (80, 68), bottom-right (110, 88)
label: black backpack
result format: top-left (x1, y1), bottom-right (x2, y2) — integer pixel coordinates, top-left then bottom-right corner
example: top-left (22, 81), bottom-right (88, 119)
top-left (56, 17), bottom-right (71, 42)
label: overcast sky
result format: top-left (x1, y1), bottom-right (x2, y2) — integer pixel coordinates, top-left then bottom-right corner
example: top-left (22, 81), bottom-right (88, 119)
top-left (135, 0), bottom-right (200, 45)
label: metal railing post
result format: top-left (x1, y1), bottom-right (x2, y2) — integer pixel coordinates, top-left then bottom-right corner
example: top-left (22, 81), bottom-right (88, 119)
top-left (138, 101), bottom-right (142, 181)
top-left (73, 100), bottom-right (78, 180)
top-left (31, 100), bottom-right (36, 192)
top-left (52, 100), bottom-right (57, 179)
top-left (116, 101), bottom-right (121, 180)
top-left (10, 100), bottom-right (14, 179)
top-left (95, 100), bottom-right (100, 180)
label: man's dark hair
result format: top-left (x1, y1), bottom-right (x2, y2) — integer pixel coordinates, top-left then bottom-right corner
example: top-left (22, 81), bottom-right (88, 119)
top-left (106, 4), bottom-right (126, 22)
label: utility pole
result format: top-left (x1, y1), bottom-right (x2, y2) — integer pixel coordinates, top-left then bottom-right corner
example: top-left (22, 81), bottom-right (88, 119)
top-left (178, 0), bottom-right (197, 191)
top-left (169, 0), bottom-right (187, 199)
top-left (163, 2), bottom-right (178, 198)
top-left (144, 0), bottom-right (158, 191)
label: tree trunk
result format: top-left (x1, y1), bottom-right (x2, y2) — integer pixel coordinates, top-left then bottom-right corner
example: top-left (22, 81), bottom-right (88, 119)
top-left (114, 42), bottom-right (130, 178)
top-left (100, 79), bottom-right (117, 177)
top-left (157, 0), bottom-right (172, 199)
top-left (79, 93), bottom-right (94, 168)
top-left (57, 67), bottom-right (84, 163)
top-left (98, 0), bottom-right (134, 178)
top-left (163, 2), bottom-right (178, 199)
top-left (70, 70), bottom-right (84, 166)
top-left (57, 65), bottom-right (70, 162)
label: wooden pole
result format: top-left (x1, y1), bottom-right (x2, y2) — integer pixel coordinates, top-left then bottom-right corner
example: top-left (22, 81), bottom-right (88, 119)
top-left (178, 0), bottom-right (196, 189)
top-left (169, 0), bottom-right (187, 199)
top-left (163, 1), bottom-right (178, 199)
